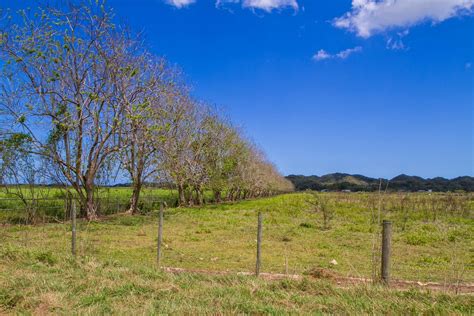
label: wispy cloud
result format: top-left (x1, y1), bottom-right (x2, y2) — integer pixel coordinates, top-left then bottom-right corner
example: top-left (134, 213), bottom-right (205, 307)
top-left (216, 0), bottom-right (298, 12)
top-left (386, 30), bottom-right (409, 50)
top-left (334, 0), bottom-right (474, 38)
top-left (336, 46), bottom-right (362, 59)
top-left (313, 46), bottom-right (363, 61)
top-left (216, 0), bottom-right (239, 7)
top-left (165, 0), bottom-right (196, 8)
top-left (313, 49), bottom-right (332, 61)
top-left (242, 0), bottom-right (298, 12)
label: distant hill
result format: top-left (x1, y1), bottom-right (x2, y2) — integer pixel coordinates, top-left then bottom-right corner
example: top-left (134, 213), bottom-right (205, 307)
top-left (286, 174), bottom-right (474, 192)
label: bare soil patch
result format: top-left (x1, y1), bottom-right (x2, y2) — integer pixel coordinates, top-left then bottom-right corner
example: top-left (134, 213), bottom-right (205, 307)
top-left (163, 266), bottom-right (474, 294)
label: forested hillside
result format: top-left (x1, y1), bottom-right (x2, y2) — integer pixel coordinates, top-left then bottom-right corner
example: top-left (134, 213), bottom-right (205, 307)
top-left (287, 173), bottom-right (474, 192)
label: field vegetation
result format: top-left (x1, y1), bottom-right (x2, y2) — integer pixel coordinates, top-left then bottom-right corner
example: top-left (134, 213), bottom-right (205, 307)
top-left (1, 191), bottom-right (473, 313)
top-left (0, 187), bottom-right (176, 224)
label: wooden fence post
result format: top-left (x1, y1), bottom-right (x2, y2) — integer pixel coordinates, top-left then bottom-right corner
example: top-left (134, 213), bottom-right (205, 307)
top-left (381, 220), bottom-right (392, 285)
top-left (157, 202), bottom-right (164, 267)
top-left (71, 200), bottom-right (77, 258)
top-left (256, 211), bottom-right (263, 277)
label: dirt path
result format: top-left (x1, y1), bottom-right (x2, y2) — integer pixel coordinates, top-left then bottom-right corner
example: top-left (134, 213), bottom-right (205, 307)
top-left (162, 267), bottom-right (474, 294)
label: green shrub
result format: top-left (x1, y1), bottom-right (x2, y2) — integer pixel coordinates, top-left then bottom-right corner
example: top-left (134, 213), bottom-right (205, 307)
top-left (112, 216), bottom-right (146, 226)
top-left (0, 245), bottom-right (24, 261)
top-left (0, 288), bottom-right (22, 309)
top-left (404, 231), bottom-right (439, 246)
top-left (447, 229), bottom-right (471, 242)
top-left (34, 251), bottom-right (57, 265)
top-left (417, 255), bottom-right (449, 266)
top-left (299, 222), bottom-right (314, 228)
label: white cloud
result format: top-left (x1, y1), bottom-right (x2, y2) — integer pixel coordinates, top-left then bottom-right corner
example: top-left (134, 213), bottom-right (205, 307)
top-left (243, 0), bottom-right (298, 12)
top-left (216, 0), bottom-right (239, 6)
top-left (216, 0), bottom-right (298, 12)
top-left (336, 46), bottom-right (362, 59)
top-left (313, 49), bottom-right (331, 61)
top-left (166, 0), bottom-right (196, 8)
top-left (313, 46), bottom-right (363, 61)
top-left (215, 0), bottom-right (239, 12)
top-left (334, 0), bottom-right (474, 38)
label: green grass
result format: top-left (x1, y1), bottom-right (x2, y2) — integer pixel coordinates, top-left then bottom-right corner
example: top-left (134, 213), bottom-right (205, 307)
top-left (0, 250), bottom-right (472, 314)
top-left (0, 187), bottom-right (176, 223)
top-left (1, 192), bottom-right (473, 314)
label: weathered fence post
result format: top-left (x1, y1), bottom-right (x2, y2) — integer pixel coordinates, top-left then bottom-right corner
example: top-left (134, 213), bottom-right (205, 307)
top-left (381, 220), bottom-right (392, 285)
top-left (157, 202), bottom-right (164, 267)
top-left (256, 211), bottom-right (263, 277)
top-left (71, 200), bottom-right (77, 258)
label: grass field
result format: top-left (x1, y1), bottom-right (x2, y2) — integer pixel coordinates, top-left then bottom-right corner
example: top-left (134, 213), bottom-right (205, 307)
top-left (1, 192), bottom-right (473, 313)
top-left (0, 187), bottom-right (177, 223)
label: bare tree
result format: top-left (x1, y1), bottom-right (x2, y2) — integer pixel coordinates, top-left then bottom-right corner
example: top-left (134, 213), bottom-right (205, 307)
top-left (117, 49), bottom-right (170, 214)
top-left (307, 192), bottom-right (334, 230)
top-left (0, 3), bottom-right (139, 219)
top-left (0, 134), bottom-right (50, 223)
top-left (200, 114), bottom-right (239, 203)
top-left (0, 2), bottom-right (293, 216)
top-left (157, 85), bottom-right (198, 206)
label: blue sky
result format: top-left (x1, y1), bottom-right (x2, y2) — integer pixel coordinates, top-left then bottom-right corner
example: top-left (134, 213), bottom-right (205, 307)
top-left (6, 0), bottom-right (474, 178)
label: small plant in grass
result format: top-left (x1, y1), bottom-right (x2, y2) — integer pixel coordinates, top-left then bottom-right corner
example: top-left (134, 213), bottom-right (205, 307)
top-left (299, 222), bottom-right (314, 229)
top-left (34, 251), bottom-right (57, 265)
top-left (306, 191), bottom-right (334, 230)
top-left (0, 288), bottom-right (23, 309)
top-left (0, 245), bottom-right (24, 261)
top-left (399, 194), bottom-right (410, 231)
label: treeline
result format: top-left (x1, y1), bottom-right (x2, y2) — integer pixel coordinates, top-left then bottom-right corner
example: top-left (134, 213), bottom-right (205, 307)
top-left (0, 2), bottom-right (293, 220)
top-left (287, 173), bottom-right (474, 192)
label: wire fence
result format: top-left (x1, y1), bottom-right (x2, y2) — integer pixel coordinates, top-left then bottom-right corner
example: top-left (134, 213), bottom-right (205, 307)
top-left (0, 193), bottom-right (174, 224)
top-left (1, 192), bottom-right (472, 293)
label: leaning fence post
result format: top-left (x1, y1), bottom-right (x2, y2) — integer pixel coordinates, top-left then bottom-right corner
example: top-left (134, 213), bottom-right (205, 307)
top-left (256, 211), bottom-right (263, 277)
top-left (381, 220), bottom-right (392, 285)
top-left (157, 202), bottom-right (164, 267)
top-left (71, 200), bottom-right (77, 258)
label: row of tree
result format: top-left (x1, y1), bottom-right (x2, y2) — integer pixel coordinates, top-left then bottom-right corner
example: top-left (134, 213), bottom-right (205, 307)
top-left (0, 2), bottom-right (293, 220)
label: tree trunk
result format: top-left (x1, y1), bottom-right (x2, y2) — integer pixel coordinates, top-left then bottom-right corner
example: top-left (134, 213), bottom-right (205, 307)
top-left (214, 190), bottom-right (221, 203)
top-left (178, 183), bottom-right (186, 206)
top-left (236, 189), bottom-right (242, 201)
top-left (127, 180), bottom-right (142, 214)
top-left (85, 182), bottom-right (98, 220)
top-left (232, 188), bottom-right (240, 201)
top-left (196, 187), bottom-right (204, 205)
top-left (227, 188), bottom-right (234, 201)
top-left (185, 186), bottom-right (193, 206)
